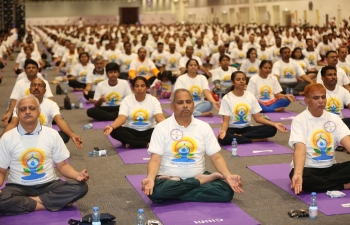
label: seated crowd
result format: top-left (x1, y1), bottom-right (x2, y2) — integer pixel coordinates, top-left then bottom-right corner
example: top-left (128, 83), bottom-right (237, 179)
top-left (1, 21), bottom-right (350, 216)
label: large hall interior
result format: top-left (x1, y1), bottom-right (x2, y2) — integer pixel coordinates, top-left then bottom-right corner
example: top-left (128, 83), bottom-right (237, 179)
top-left (1, 0), bottom-right (350, 224)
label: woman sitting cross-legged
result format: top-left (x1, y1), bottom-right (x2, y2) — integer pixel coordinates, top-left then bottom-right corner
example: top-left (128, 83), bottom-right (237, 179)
top-left (246, 60), bottom-right (295, 112)
top-left (218, 71), bottom-right (288, 144)
top-left (104, 76), bottom-right (166, 148)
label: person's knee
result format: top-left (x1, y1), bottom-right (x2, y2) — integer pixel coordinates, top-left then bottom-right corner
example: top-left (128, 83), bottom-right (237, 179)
top-left (86, 108), bottom-right (95, 117)
top-left (77, 182), bottom-right (89, 197)
top-left (221, 189), bottom-right (234, 202)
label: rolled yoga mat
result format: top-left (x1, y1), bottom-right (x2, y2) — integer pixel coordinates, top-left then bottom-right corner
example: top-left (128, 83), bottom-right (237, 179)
top-left (107, 135), bottom-right (149, 164)
top-left (163, 108), bottom-right (222, 124)
top-left (247, 163), bottom-right (350, 216)
top-left (0, 179), bottom-right (81, 225)
top-left (126, 174), bottom-right (260, 225)
top-left (221, 141), bottom-right (293, 157)
top-left (263, 111), bottom-right (298, 122)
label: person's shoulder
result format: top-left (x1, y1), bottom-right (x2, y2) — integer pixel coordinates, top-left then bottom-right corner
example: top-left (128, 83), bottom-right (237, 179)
top-left (1, 127), bottom-right (18, 140)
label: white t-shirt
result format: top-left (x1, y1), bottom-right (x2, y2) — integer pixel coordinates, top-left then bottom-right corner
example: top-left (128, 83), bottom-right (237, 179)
top-left (302, 49), bottom-right (321, 69)
top-left (163, 52), bottom-right (182, 71)
top-left (209, 53), bottom-right (231, 69)
top-left (0, 123), bottom-right (70, 185)
top-left (70, 63), bottom-right (94, 84)
top-left (269, 45), bottom-right (282, 62)
top-left (147, 115), bottom-right (221, 179)
top-left (337, 61), bottom-right (350, 77)
top-left (18, 57), bottom-right (41, 70)
top-left (103, 49), bottom-right (122, 63)
top-left (61, 52), bottom-right (79, 71)
top-left (117, 53), bottom-right (138, 73)
top-left (86, 70), bottom-right (107, 91)
top-left (16, 72), bottom-right (43, 82)
top-left (316, 42), bottom-right (335, 56)
top-left (179, 55), bottom-right (203, 69)
top-left (194, 46), bottom-right (210, 63)
top-left (211, 66), bottom-right (237, 88)
top-left (240, 59), bottom-right (261, 78)
top-left (316, 67), bottom-right (349, 86)
top-left (257, 49), bottom-right (273, 61)
top-left (13, 98), bottom-right (60, 128)
top-left (230, 48), bottom-right (247, 64)
top-left (272, 60), bottom-right (305, 83)
top-left (293, 58), bottom-right (311, 73)
top-left (119, 94), bottom-right (163, 131)
top-left (219, 91), bottom-right (261, 128)
top-left (174, 74), bottom-right (210, 106)
top-left (150, 79), bottom-right (173, 94)
top-left (10, 77), bottom-right (53, 100)
top-left (246, 74), bottom-right (282, 102)
top-left (151, 50), bottom-right (168, 67)
top-left (289, 109), bottom-right (350, 168)
top-left (324, 85), bottom-right (350, 117)
top-left (93, 79), bottom-right (132, 106)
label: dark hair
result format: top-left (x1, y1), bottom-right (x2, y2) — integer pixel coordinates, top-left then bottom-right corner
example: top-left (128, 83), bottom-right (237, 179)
top-left (24, 58), bottom-right (38, 69)
top-left (320, 65), bottom-right (337, 77)
top-left (259, 60), bottom-right (273, 69)
top-left (138, 47), bottom-right (147, 54)
top-left (132, 76), bottom-right (150, 88)
top-left (105, 62), bottom-right (120, 73)
top-left (157, 42), bottom-right (164, 46)
top-left (306, 38), bottom-right (313, 43)
top-left (246, 48), bottom-right (257, 59)
top-left (158, 70), bottom-right (176, 84)
top-left (291, 47), bottom-right (305, 60)
top-left (326, 50), bottom-right (337, 58)
top-left (279, 47), bottom-right (290, 55)
top-left (123, 42), bottom-right (131, 47)
top-left (228, 71), bottom-right (246, 92)
top-left (185, 58), bottom-right (199, 69)
top-left (79, 52), bottom-right (90, 61)
top-left (219, 54), bottom-right (231, 62)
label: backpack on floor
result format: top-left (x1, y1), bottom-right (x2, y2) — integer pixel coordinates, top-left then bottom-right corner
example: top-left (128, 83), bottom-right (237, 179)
top-left (56, 84), bottom-right (64, 95)
top-left (64, 95), bottom-right (72, 110)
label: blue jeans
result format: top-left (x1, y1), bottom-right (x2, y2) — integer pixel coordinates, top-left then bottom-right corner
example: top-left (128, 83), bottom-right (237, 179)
top-left (259, 98), bottom-right (290, 113)
top-left (193, 101), bottom-right (213, 117)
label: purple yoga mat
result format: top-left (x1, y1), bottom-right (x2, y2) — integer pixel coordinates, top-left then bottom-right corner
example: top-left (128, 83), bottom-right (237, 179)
top-left (295, 96), bottom-right (304, 101)
top-left (91, 120), bottom-right (114, 130)
top-left (159, 98), bottom-right (171, 104)
top-left (300, 101), bottom-right (306, 106)
top-left (107, 135), bottom-right (150, 164)
top-left (75, 94), bottom-right (94, 109)
top-left (264, 111), bottom-right (298, 122)
top-left (126, 175), bottom-right (260, 225)
top-left (0, 179), bottom-right (81, 225)
top-left (285, 124), bottom-right (291, 131)
top-left (163, 109), bottom-right (222, 124)
top-left (342, 109), bottom-right (350, 117)
top-left (222, 141), bottom-right (293, 156)
top-left (248, 163), bottom-right (350, 216)
top-left (52, 124), bottom-right (59, 131)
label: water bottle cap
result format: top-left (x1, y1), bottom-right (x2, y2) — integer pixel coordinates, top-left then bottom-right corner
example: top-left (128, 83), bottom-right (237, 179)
top-left (138, 208), bottom-right (144, 213)
top-left (311, 192), bottom-right (316, 196)
top-left (89, 152), bottom-right (93, 156)
top-left (233, 138), bottom-right (236, 141)
top-left (93, 207), bottom-right (99, 211)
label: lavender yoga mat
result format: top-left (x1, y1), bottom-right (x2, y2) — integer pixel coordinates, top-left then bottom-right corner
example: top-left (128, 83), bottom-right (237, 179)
top-left (107, 135), bottom-right (149, 164)
top-left (159, 98), bottom-right (171, 104)
top-left (248, 163), bottom-right (350, 216)
top-left (74, 94), bottom-right (94, 109)
top-left (0, 180), bottom-right (81, 225)
top-left (295, 96), bottom-right (304, 101)
top-left (264, 111), bottom-right (298, 122)
top-left (342, 109), bottom-right (350, 117)
top-left (222, 141), bottom-right (293, 156)
top-left (163, 108), bottom-right (222, 124)
top-left (91, 120), bottom-right (114, 130)
top-left (126, 175), bottom-right (260, 225)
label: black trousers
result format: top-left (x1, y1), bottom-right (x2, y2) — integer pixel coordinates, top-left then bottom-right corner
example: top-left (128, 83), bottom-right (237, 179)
top-left (119, 72), bottom-right (129, 80)
top-left (86, 106), bottom-right (119, 121)
top-left (83, 91), bottom-right (95, 100)
top-left (110, 126), bottom-right (154, 148)
top-left (289, 161), bottom-right (350, 192)
top-left (58, 131), bottom-right (70, 143)
top-left (218, 125), bottom-right (277, 144)
top-left (280, 82), bottom-right (309, 96)
top-left (0, 179), bottom-right (88, 215)
top-left (68, 80), bottom-right (86, 89)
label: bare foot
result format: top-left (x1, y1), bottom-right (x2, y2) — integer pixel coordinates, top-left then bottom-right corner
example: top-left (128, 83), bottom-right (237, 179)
top-left (195, 172), bottom-right (223, 185)
top-left (158, 175), bottom-right (181, 181)
top-left (201, 112), bottom-right (213, 117)
top-left (251, 138), bottom-right (268, 142)
top-left (275, 107), bottom-right (285, 112)
top-left (125, 144), bottom-right (130, 149)
top-left (344, 183), bottom-right (350, 189)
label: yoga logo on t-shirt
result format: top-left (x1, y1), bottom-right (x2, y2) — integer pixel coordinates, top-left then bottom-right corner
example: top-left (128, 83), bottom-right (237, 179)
top-left (282, 67), bottom-right (295, 78)
top-left (195, 52), bottom-right (203, 58)
top-left (310, 129), bottom-right (334, 162)
top-left (259, 86), bottom-right (272, 100)
top-left (298, 62), bottom-right (306, 70)
top-left (171, 137), bottom-right (197, 163)
top-left (233, 103), bottom-right (250, 125)
top-left (307, 55), bottom-right (316, 66)
top-left (21, 148), bottom-right (46, 181)
top-left (38, 113), bottom-right (47, 126)
top-left (138, 66), bottom-right (149, 76)
top-left (156, 56), bottom-right (162, 64)
top-left (169, 58), bottom-right (177, 68)
top-left (93, 78), bottom-right (105, 85)
top-left (189, 85), bottom-right (202, 101)
top-left (326, 97), bottom-right (341, 115)
top-left (24, 88), bottom-right (31, 96)
top-left (109, 54), bottom-right (117, 63)
top-left (79, 71), bottom-right (88, 82)
top-left (131, 109), bottom-right (150, 126)
top-left (162, 83), bottom-right (171, 92)
top-left (247, 66), bottom-right (258, 75)
top-left (259, 54), bottom-right (267, 60)
top-left (238, 53), bottom-right (245, 59)
top-left (324, 46), bottom-right (330, 54)
top-left (341, 66), bottom-right (349, 75)
top-left (275, 50), bottom-right (281, 58)
top-left (124, 60), bottom-right (132, 70)
top-left (222, 75), bottom-right (231, 84)
top-left (105, 92), bottom-right (121, 106)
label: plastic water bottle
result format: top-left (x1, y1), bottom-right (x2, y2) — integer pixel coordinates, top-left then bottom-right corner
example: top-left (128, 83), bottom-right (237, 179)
top-left (92, 206), bottom-right (101, 225)
top-left (309, 192), bottom-right (318, 220)
top-left (79, 97), bottom-right (83, 109)
top-left (62, 81), bottom-right (68, 94)
top-left (83, 123), bottom-right (93, 130)
top-left (6, 99), bottom-right (11, 111)
top-left (289, 88), bottom-right (294, 96)
top-left (286, 88), bottom-right (290, 95)
top-left (231, 138), bottom-right (238, 157)
top-left (137, 208), bottom-right (146, 225)
top-left (89, 149), bottom-right (108, 157)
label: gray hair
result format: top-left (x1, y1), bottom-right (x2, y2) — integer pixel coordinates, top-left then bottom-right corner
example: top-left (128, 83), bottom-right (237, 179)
top-left (16, 94), bottom-right (40, 114)
top-left (170, 88), bottom-right (193, 104)
top-left (95, 56), bottom-right (104, 62)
